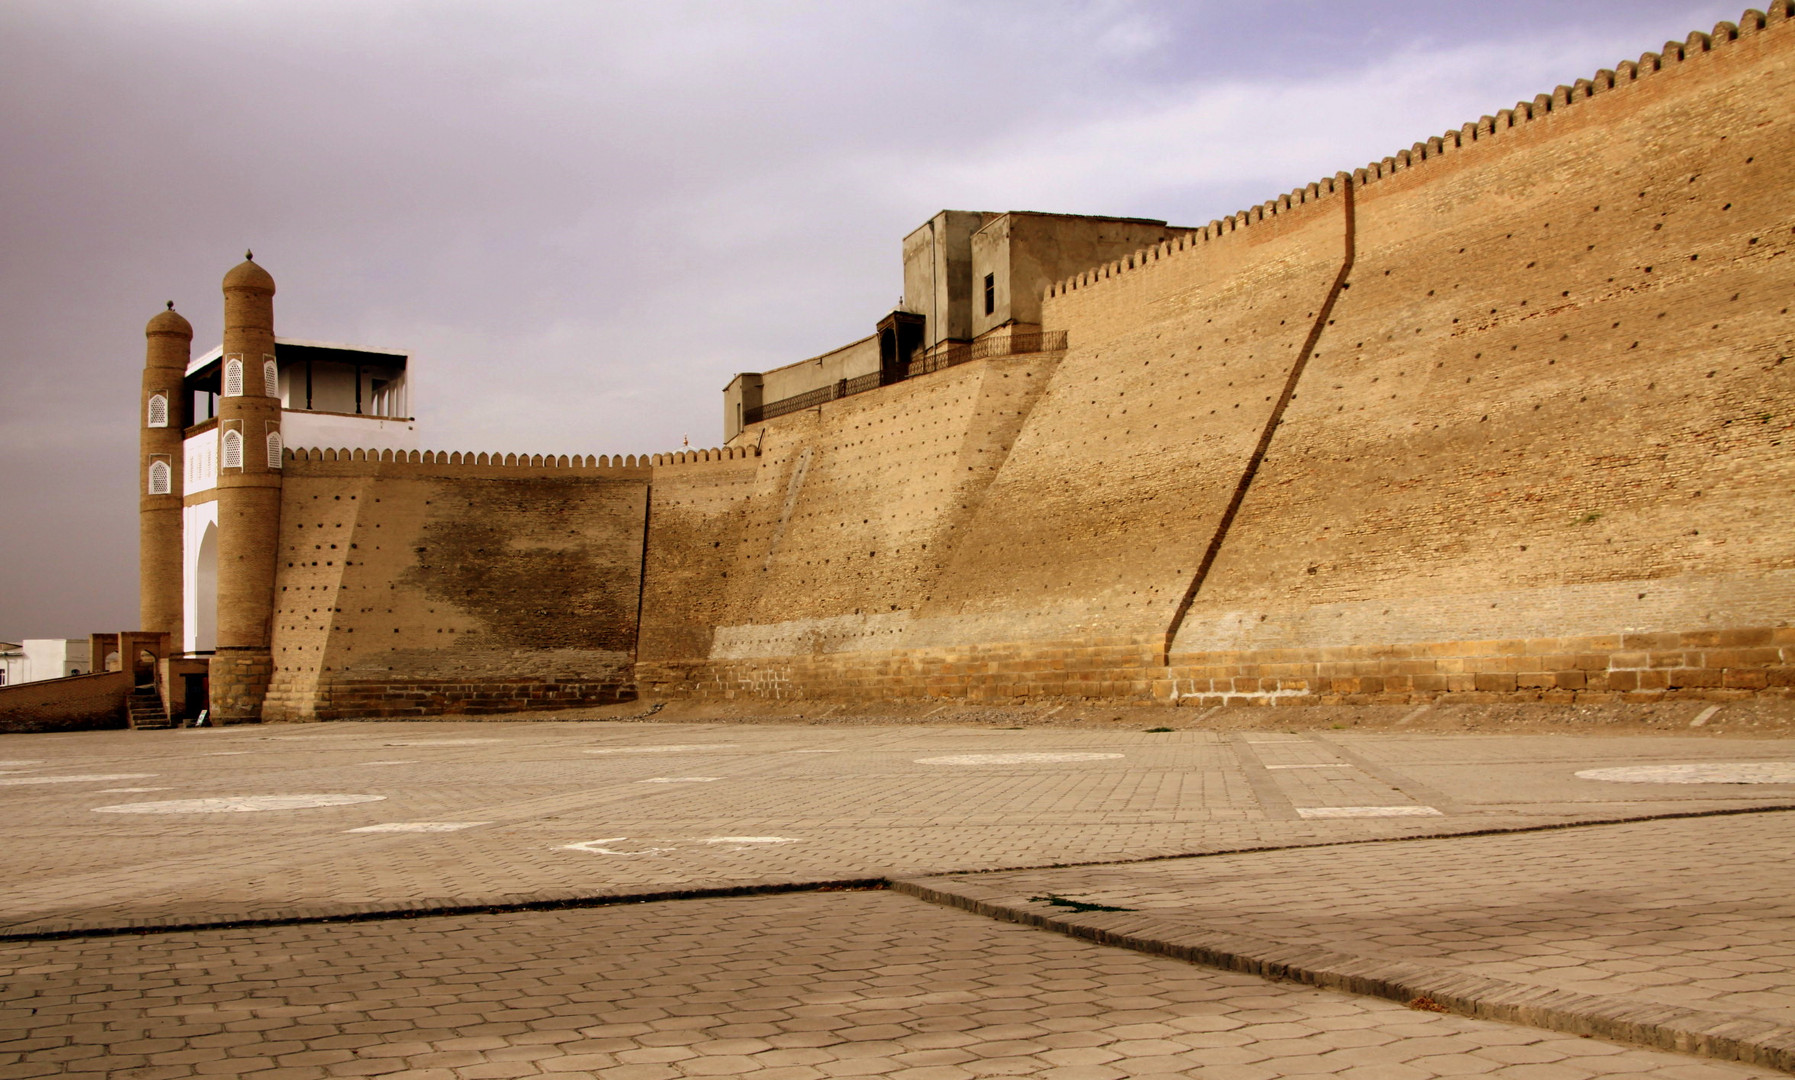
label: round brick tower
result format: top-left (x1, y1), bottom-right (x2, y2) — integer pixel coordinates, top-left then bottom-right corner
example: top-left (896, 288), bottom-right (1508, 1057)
top-left (140, 302), bottom-right (190, 645)
top-left (209, 253), bottom-right (284, 723)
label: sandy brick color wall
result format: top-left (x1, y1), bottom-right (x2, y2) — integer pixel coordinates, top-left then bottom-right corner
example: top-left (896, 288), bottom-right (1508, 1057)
top-left (0, 672), bottom-right (131, 733)
top-left (639, 8), bottom-right (1795, 708)
top-left (258, 448), bottom-right (754, 719)
top-left (178, 8), bottom-right (1794, 720)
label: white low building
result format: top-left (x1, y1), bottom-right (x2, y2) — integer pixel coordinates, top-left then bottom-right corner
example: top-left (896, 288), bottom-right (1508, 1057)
top-left (0, 638), bottom-right (93, 685)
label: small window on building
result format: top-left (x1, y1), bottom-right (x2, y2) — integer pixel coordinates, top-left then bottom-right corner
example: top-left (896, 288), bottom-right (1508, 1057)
top-left (223, 358), bottom-right (244, 397)
top-left (984, 273), bottom-right (996, 316)
top-left (263, 357), bottom-right (279, 398)
top-left (148, 460), bottom-right (172, 495)
top-left (266, 430), bottom-right (283, 468)
top-left (147, 393), bottom-right (168, 428)
top-left (222, 429), bottom-right (243, 469)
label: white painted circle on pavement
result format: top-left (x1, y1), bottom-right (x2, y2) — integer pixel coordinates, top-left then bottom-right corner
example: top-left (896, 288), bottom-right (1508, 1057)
top-left (92, 794), bottom-right (386, 814)
top-left (916, 752), bottom-right (1124, 765)
top-left (1575, 762), bottom-right (1795, 784)
top-left (0, 773), bottom-right (156, 786)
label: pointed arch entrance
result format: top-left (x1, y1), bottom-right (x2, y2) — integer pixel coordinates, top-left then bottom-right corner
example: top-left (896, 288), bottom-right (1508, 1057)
top-left (195, 522), bottom-right (218, 652)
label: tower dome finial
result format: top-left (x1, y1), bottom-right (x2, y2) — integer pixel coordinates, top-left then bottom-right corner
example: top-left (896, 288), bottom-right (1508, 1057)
top-left (245, 249), bottom-right (253, 260)
top-left (166, 300), bottom-right (175, 310)
top-left (223, 253), bottom-right (275, 294)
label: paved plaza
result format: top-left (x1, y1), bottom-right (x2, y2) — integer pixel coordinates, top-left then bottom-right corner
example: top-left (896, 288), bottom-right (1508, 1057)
top-left (2, 716), bottom-right (1794, 1077)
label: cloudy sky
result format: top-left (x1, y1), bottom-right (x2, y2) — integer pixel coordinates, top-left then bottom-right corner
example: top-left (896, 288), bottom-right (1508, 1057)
top-left (0, 0), bottom-right (1744, 641)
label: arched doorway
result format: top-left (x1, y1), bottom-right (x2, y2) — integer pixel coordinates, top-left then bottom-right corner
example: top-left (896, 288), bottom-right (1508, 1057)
top-left (196, 523), bottom-right (218, 652)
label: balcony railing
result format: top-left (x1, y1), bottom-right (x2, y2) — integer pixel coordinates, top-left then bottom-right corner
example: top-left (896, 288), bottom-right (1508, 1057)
top-left (744, 330), bottom-right (1066, 425)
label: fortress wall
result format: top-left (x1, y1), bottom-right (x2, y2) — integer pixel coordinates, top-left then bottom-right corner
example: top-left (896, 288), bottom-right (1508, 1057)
top-left (639, 194), bottom-right (1354, 700)
top-left (642, 9), bottom-right (1795, 706)
top-left (635, 351), bottom-right (1062, 694)
top-left (907, 185), bottom-right (1350, 647)
top-left (636, 453), bottom-right (763, 663)
top-left (721, 351), bottom-right (1061, 635)
top-left (1163, 13), bottom-right (1795, 703)
top-left (263, 453), bottom-right (651, 719)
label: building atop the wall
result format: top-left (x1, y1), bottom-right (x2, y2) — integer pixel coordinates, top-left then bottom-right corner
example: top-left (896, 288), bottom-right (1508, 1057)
top-left (723, 211), bottom-right (1189, 442)
top-left (179, 336), bottom-right (416, 655)
top-left (125, 5), bottom-right (1795, 726)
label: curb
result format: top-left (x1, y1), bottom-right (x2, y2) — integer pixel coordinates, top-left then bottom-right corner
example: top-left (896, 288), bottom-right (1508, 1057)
top-left (0, 878), bottom-right (886, 943)
top-left (890, 875), bottom-right (1795, 1074)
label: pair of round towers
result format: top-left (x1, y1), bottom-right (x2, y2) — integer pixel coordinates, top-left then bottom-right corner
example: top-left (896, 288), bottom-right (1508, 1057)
top-left (138, 256), bottom-right (284, 722)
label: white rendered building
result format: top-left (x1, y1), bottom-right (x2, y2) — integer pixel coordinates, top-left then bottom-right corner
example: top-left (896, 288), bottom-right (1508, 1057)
top-left (180, 338), bottom-right (417, 653)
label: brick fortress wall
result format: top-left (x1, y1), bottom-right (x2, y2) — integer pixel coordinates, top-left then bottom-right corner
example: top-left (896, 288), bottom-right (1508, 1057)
top-left (640, 9), bottom-right (1795, 706)
top-left (262, 449), bottom-right (693, 720)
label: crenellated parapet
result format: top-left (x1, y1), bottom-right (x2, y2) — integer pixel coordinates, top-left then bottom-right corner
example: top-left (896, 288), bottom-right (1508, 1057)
top-left (1044, 4), bottom-right (1793, 306)
top-left (282, 444), bottom-right (760, 474)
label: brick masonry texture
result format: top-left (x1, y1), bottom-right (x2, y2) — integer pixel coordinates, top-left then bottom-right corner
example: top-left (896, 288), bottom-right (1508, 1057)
top-left (261, 458), bottom-right (659, 721)
top-left (197, 8), bottom-right (1795, 721)
top-left (635, 11), bottom-right (1795, 710)
top-left (0, 672), bottom-right (128, 733)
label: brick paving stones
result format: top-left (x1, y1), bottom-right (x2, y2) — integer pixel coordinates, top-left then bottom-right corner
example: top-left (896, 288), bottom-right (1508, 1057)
top-left (901, 810), bottom-right (1795, 1069)
top-left (0, 889), bottom-right (1781, 1079)
top-left (3, 720), bottom-right (1794, 1074)
top-left (1, 723), bottom-right (1791, 933)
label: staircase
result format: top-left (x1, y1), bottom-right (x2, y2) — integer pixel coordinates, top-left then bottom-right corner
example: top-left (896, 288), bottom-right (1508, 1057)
top-left (127, 684), bottom-right (173, 729)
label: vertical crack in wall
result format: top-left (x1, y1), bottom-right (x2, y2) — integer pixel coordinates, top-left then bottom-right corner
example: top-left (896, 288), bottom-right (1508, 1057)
top-left (633, 483), bottom-right (652, 664)
top-left (1162, 176), bottom-right (1356, 664)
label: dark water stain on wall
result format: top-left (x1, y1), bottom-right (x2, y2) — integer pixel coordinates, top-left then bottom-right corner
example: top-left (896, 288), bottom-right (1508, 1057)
top-left (401, 477), bottom-right (645, 652)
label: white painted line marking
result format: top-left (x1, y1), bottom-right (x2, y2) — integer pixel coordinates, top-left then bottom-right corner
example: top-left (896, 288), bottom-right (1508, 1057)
top-left (0, 760), bottom-right (45, 767)
top-left (93, 794), bottom-right (387, 814)
top-left (584, 745), bottom-right (738, 754)
top-left (205, 751), bottom-right (252, 756)
top-left (381, 739), bottom-right (501, 747)
top-left (916, 753), bottom-right (1124, 765)
top-left (1297, 805), bottom-right (1444, 818)
top-left (1689, 706), bottom-right (1722, 728)
top-left (702, 836), bottom-right (799, 844)
top-left (1264, 764), bottom-right (1354, 769)
top-left (561, 838), bottom-right (674, 856)
top-left (95, 787), bottom-right (170, 793)
top-left (1576, 762), bottom-right (1795, 784)
top-left (0, 774), bottom-right (156, 786)
top-left (790, 749), bottom-right (844, 754)
top-left (638, 777), bottom-right (720, 784)
top-left (347, 821), bottom-right (492, 833)
top-left (359, 760), bottom-right (418, 766)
